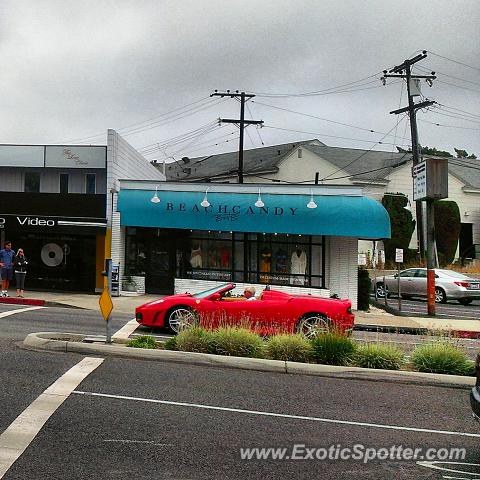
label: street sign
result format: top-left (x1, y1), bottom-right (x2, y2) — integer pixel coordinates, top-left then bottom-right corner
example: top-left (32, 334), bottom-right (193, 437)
top-left (413, 158), bottom-right (448, 201)
top-left (413, 161), bottom-right (427, 201)
top-left (99, 288), bottom-right (113, 321)
top-left (111, 264), bottom-right (120, 297)
top-left (395, 248), bottom-right (404, 263)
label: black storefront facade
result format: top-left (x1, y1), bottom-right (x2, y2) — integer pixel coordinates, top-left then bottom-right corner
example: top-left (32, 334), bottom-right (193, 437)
top-left (0, 192), bottom-right (107, 292)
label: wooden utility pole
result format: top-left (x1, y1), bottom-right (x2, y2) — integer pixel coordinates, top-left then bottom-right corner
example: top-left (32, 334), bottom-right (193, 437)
top-left (383, 51), bottom-right (437, 315)
top-left (210, 90), bottom-right (263, 183)
top-left (383, 51), bottom-right (436, 258)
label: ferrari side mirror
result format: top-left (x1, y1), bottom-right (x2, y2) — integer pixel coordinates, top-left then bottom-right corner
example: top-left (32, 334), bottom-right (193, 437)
top-left (210, 293), bottom-right (222, 301)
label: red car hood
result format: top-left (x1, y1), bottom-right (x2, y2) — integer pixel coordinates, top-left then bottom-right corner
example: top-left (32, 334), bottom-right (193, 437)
top-left (138, 293), bottom-right (192, 309)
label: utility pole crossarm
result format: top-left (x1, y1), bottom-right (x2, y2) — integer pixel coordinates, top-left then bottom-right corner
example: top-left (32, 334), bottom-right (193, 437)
top-left (210, 91), bottom-right (255, 99)
top-left (211, 90), bottom-right (263, 183)
top-left (390, 100), bottom-right (436, 115)
top-left (219, 118), bottom-right (264, 125)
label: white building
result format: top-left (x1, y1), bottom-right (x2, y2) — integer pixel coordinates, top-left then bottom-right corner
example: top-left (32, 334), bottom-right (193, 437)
top-left (163, 140), bottom-right (480, 262)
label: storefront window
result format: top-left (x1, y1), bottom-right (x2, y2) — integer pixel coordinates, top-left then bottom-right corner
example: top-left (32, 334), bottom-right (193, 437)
top-left (124, 228), bottom-right (325, 292)
top-left (178, 230), bottom-right (234, 282)
top-left (125, 227), bottom-right (147, 275)
top-left (24, 172), bottom-right (40, 192)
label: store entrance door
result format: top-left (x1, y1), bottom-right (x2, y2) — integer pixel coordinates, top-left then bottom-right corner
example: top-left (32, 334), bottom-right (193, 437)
top-left (146, 236), bottom-right (175, 294)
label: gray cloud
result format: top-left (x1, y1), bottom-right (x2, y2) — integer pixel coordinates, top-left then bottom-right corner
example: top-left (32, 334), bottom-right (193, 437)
top-left (0, 0), bottom-right (478, 159)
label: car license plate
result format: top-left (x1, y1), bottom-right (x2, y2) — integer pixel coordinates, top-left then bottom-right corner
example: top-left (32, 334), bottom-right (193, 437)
top-left (470, 284), bottom-right (480, 289)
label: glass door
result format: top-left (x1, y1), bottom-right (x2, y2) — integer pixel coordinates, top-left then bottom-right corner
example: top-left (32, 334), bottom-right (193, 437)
top-left (145, 235), bottom-right (175, 294)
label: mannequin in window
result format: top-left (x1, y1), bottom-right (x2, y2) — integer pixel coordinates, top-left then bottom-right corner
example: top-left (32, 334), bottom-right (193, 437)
top-left (259, 248), bottom-right (272, 283)
top-left (220, 246), bottom-right (230, 268)
top-left (190, 244), bottom-right (202, 268)
top-left (260, 248), bottom-right (271, 273)
top-left (290, 247), bottom-right (307, 285)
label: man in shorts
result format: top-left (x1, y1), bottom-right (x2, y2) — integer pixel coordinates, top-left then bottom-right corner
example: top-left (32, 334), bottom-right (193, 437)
top-left (0, 241), bottom-right (16, 297)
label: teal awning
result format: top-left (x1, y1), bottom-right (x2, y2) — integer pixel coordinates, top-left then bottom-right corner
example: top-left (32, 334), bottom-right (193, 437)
top-left (117, 189), bottom-right (390, 239)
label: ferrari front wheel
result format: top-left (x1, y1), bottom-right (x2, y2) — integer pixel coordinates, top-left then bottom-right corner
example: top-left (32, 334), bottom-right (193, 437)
top-left (167, 307), bottom-right (198, 334)
top-left (296, 314), bottom-right (331, 339)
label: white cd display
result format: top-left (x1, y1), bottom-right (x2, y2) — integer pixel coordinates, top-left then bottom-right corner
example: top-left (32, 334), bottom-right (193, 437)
top-left (41, 243), bottom-right (64, 267)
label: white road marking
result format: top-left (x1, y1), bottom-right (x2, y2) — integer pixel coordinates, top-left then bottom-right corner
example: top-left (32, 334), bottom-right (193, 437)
top-left (103, 439), bottom-right (173, 446)
top-left (112, 318), bottom-right (139, 340)
top-left (0, 357), bottom-right (104, 479)
top-left (74, 391), bottom-right (480, 439)
top-left (0, 306), bottom-right (45, 319)
top-left (417, 461), bottom-right (480, 477)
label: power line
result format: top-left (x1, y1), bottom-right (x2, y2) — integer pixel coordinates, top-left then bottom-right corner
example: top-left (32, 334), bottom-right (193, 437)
top-left (62, 96), bottom-right (213, 143)
top-left (138, 121), bottom-right (221, 155)
top-left (262, 125), bottom-right (411, 147)
top-left (119, 98), bottom-right (226, 137)
top-left (253, 100), bottom-right (411, 140)
top-left (428, 108), bottom-right (480, 124)
top-left (418, 118), bottom-right (480, 131)
top-left (319, 116), bottom-right (409, 182)
top-left (427, 50), bottom-right (480, 72)
top-left (436, 79), bottom-right (480, 94)
top-left (416, 65), bottom-right (480, 88)
top-left (437, 104), bottom-right (480, 119)
top-left (246, 102), bottom-right (264, 146)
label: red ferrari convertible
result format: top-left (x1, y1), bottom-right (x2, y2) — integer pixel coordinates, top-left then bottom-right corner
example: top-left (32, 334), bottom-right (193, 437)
top-left (135, 283), bottom-right (354, 337)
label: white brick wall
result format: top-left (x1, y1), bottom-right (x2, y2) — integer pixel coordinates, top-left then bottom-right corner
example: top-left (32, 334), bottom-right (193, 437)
top-left (326, 236), bottom-right (358, 308)
top-left (174, 278), bottom-right (330, 298)
top-left (106, 129), bottom-right (165, 227)
top-left (107, 130), bottom-right (165, 295)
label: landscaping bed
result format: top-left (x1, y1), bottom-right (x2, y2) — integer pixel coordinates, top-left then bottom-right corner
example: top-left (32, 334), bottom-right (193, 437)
top-left (129, 327), bottom-right (476, 377)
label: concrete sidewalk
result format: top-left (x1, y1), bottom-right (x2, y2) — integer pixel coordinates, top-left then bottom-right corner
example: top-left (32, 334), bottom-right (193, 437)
top-left (1, 289), bottom-right (479, 334)
top-left (0, 290), bottom-right (158, 314)
top-left (355, 307), bottom-right (480, 335)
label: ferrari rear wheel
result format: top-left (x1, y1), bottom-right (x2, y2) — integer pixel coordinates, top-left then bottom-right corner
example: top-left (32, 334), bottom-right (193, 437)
top-left (167, 307), bottom-right (198, 334)
top-left (296, 314), bottom-right (331, 339)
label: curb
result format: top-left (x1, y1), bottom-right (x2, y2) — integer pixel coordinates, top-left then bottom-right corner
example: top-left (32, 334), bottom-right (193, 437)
top-left (354, 324), bottom-right (429, 335)
top-left (22, 332), bottom-right (476, 389)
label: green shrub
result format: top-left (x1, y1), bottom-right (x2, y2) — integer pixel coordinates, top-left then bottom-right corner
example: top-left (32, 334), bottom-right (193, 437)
top-left (382, 193), bottom-right (416, 263)
top-left (265, 334), bottom-right (312, 362)
top-left (461, 360), bottom-right (476, 377)
top-left (310, 333), bottom-right (356, 365)
top-left (411, 342), bottom-right (470, 375)
top-left (163, 336), bottom-right (177, 350)
top-left (175, 327), bottom-right (212, 353)
top-left (209, 327), bottom-right (264, 358)
top-left (434, 200), bottom-right (461, 265)
top-left (353, 343), bottom-right (404, 370)
top-left (127, 335), bottom-right (157, 349)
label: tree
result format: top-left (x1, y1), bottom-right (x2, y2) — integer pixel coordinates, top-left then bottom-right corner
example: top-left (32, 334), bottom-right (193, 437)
top-left (454, 148), bottom-right (477, 159)
top-left (421, 146), bottom-right (452, 157)
top-left (382, 194), bottom-right (416, 263)
top-left (434, 201), bottom-right (461, 266)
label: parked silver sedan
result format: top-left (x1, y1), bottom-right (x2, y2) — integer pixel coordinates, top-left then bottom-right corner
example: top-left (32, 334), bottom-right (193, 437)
top-left (373, 268), bottom-right (480, 305)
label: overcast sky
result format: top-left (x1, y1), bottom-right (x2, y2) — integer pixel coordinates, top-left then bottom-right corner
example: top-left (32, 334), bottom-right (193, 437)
top-left (0, 0), bottom-right (479, 165)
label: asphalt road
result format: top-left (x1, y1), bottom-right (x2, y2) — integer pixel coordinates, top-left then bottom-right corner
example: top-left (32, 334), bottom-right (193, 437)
top-left (1, 304), bottom-right (479, 479)
top-left (373, 296), bottom-right (480, 320)
top-left (1, 355), bottom-right (479, 479)
top-left (0, 303), bottom-right (133, 342)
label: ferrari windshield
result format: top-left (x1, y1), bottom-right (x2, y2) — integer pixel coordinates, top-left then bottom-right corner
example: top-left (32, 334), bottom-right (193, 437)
top-left (192, 283), bottom-right (233, 299)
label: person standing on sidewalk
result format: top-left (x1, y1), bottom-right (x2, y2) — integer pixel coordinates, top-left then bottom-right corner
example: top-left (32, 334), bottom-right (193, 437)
top-left (13, 248), bottom-right (28, 298)
top-left (0, 241), bottom-right (16, 297)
